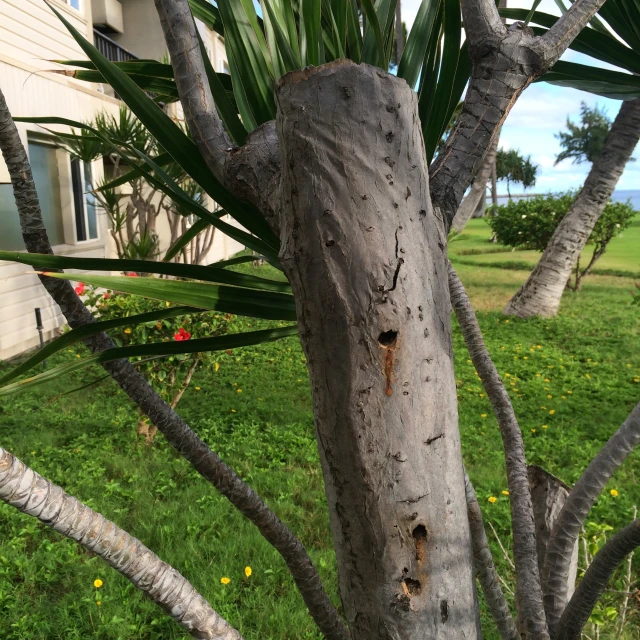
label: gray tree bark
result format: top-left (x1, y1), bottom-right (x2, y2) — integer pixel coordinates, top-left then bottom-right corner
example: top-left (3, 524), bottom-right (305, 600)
top-left (554, 520), bottom-right (640, 640)
top-left (276, 61), bottom-right (478, 640)
top-left (451, 135), bottom-right (500, 233)
top-left (527, 466), bottom-right (577, 598)
top-left (0, 448), bottom-right (243, 640)
top-left (465, 473), bottom-right (518, 640)
top-left (542, 402), bottom-right (640, 634)
top-left (504, 98), bottom-right (640, 318)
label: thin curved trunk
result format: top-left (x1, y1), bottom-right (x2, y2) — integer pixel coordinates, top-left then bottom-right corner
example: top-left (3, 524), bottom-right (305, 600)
top-left (0, 86), bottom-right (348, 640)
top-left (451, 135), bottom-right (500, 233)
top-left (504, 98), bottom-right (640, 318)
top-left (542, 402), bottom-right (640, 634)
top-left (277, 61), bottom-right (478, 640)
top-left (448, 264), bottom-right (549, 639)
top-left (465, 473), bottom-right (518, 640)
top-left (0, 448), bottom-right (243, 640)
top-left (554, 520), bottom-right (640, 640)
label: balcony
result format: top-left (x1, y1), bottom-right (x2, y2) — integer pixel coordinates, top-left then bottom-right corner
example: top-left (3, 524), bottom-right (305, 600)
top-left (93, 29), bottom-right (137, 62)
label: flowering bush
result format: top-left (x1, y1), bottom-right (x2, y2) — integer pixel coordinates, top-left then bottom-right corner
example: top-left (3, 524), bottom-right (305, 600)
top-left (488, 193), bottom-right (636, 289)
top-left (80, 284), bottom-right (233, 440)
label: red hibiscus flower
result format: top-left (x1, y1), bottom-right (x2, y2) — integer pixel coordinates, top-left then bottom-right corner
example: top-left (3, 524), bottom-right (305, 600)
top-left (74, 282), bottom-right (85, 295)
top-left (174, 327), bottom-right (191, 341)
top-left (226, 349), bottom-right (232, 355)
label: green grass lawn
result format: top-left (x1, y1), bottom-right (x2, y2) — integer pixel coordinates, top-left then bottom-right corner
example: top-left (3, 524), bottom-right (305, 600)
top-left (0, 258), bottom-right (639, 639)
top-left (450, 215), bottom-right (640, 278)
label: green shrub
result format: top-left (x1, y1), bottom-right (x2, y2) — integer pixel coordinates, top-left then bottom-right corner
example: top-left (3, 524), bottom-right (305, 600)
top-left (488, 193), bottom-right (636, 252)
top-left (78, 282), bottom-right (233, 437)
top-left (488, 193), bottom-right (636, 289)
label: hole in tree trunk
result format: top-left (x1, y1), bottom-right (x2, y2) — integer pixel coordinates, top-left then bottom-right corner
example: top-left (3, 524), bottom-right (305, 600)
top-left (412, 524), bottom-right (427, 563)
top-left (403, 578), bottom-right (421, 596)
top-left (378, 330), bottom-right (398, 347)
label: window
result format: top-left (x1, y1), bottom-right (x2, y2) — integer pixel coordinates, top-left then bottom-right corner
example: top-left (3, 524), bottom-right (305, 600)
top-left (220, 60), bottom-right (231, 75)
top-left (0, 185), bottom-right (24, 251)
top-left (71, 159), bottom-right (98, 242)
top-left (28, 142), bottom-right (66, 246)
top-left (66, 0), bottom-right (81, 10)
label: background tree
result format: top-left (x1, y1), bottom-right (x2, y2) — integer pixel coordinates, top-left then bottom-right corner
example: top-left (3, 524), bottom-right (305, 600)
top-left (1, 0), bottom-right (637, 639)
top-left (555, 101), bottom-right (612, 165)
top-left (496, 148), bottom-right (539, 199)
top-left (62, 107), bottom-right (214, 265)
top-left (488, 193), bottom-right (636, 289)
top-left (502, 3), bottom-right (640, 318)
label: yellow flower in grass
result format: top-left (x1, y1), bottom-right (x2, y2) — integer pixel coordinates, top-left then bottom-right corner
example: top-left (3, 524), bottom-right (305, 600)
top-left (94, 579), bottom-right (103, 589)
top-left (542, 425), bottom-right (548, 429)
top-left (488, 496), bottom-right (497, 503)
top-left (502, 490), bottom-right (509, 496)
top-left (220, 577), bottom-right (231, 585)
top-left (610, 489), bottom-right (619, 497)
top-left (549, 409), bottom-right (555, 415)
top-left (481, 414), bottom-right (487, 418)
top-left (195, 386), bottom-right (201, 391)
top-left (245, 566), bottom-right (252, 578)
top-left (96, 601), bottom-right (101, 606)
top-left (215, 362), bottom-right (220, 372)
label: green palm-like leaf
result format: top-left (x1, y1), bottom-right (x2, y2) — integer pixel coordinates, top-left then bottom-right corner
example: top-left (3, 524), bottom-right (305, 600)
top-left (163, 218), bottom-right (213, 263)
top-left (46, 2), bottom-right (275, 245)
top-left (538, 60), bottom-right (640, 99)
top-left (188, 0), bottom-right (226, 35)
top-left (37, 272), bottom-right (297, 320)
top-left (398, 0), bottom-right (441, 88)
top-left (0, 327), bottom-right (298, 397)
top-left (15, 116), bottom-right (280, 263)
top-left (0, 251), bottom-right (291, 292)
top-left (0, 306), bottom-right (195, 386)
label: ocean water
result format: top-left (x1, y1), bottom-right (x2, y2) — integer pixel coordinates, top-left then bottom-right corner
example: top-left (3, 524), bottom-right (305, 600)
top-left (486, 190), bottom-right (640, 210)
top-left (612, 189), bottom-right (640, 210)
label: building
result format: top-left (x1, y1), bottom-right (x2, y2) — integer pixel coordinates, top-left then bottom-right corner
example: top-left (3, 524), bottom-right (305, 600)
top-left (0, 0), bottom-right (242, 361)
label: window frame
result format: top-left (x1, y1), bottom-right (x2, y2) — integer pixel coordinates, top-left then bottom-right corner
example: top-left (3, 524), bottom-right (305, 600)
top-left (70, 158), bottom-right (99, 244)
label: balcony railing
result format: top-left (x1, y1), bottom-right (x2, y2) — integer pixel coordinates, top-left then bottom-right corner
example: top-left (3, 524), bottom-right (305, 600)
top-left (93, 30), bottom-right (137, 62)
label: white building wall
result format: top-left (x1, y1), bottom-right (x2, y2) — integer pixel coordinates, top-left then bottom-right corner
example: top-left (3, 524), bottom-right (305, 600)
top-left (0, 0), bottom-right (237, 362)
top-left (0, 59), bottom-right (122, 361)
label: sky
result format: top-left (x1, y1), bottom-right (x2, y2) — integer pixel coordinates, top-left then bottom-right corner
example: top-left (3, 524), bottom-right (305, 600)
top-left (402, 0), bottom-right (640, 193)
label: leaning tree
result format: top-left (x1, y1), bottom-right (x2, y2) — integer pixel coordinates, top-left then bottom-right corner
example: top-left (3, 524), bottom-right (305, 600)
top-left (1, 0), bottom-right (639, 639)
top-left (502, 3), bottom-right (640, 318)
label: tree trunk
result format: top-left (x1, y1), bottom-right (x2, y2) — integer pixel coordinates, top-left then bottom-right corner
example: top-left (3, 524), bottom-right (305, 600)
top-left (277, 61), bottom-right (478, 640)
top-left (451, 135), bottom-right (500, 233)
top-left (491, 160), bottom-right (498, 209)
top-left (472, 193), bottom-right (486, 218)
top-left (504, 98), bottom-right (640, 318)
top-left (527, 466), bottom-right (578, 599)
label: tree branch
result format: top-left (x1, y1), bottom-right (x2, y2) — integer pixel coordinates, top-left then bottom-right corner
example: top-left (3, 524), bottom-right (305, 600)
top-left (554, 520), bottom-right (640, 640)
top-left (0, 447), bottom-right (243, 640)
top-left (460, 0), bottom-right (507, 46)
top-left (465, 473), bottom-right (519, 640)
top-left (431, 0), bottom-right (609, 230)
top-left (0, 87), bottom-right (349, 640)
top-left (448, 263), bottom-right (549, 639)
top-left (542, 402), bottom-right (640, 634)
top-left (539, 0), bottom-right (608, 66)
top-left (153, 0), bottom-right (232, 185)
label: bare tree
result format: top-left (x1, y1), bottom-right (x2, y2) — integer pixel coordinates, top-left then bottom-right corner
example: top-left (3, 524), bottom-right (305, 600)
top-left (504, 98), bottom-right (640, 318)
top-left (3, 0), bottom-right (637, 639)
